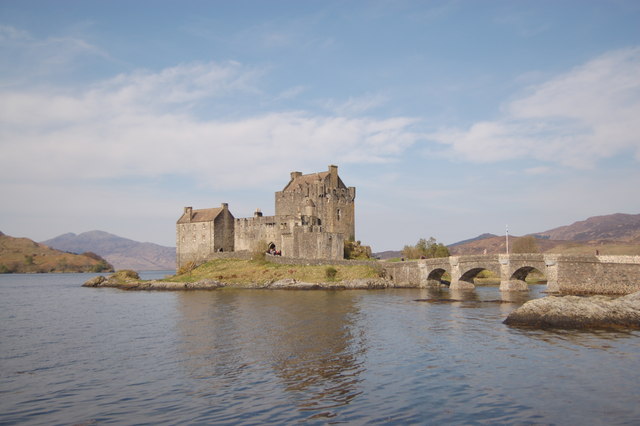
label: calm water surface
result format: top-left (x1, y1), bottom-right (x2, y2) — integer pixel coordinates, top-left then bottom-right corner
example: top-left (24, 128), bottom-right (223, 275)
top-left (1, 273), bottom-right (639, 425)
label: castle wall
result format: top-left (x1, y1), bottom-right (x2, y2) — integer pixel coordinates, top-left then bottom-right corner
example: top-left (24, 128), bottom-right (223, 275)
top-left (292, 227), bottom-right (344, 260)
top-left (317, 189), bottom-right (355, 240)
top-left (214, 209), bottom-right (235, 252)
top-left (176, 221), bottom-right (215, 268)
top-left (177, 165), bottom-right (354, 268)
top-left (275, 166), bottom-right (355, 241)
top-left (234, 215), bottom-right (344, 260)
top-left (234, 215), bottom-right (287, 252)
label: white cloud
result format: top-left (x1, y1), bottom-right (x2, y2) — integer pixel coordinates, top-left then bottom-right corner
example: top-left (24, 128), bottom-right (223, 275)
top-left (524, 166), bottom-right (551, 175)
top-left (0, 25), bottom-right (31, 41)
top-left (0, 61), bottom-right (421, 190)
top-left (429, 47), bottom-right (640, 168)
top-left (322, 93), bottom-right (389, 116)
top-left (0, 25), bottom-right (111, 85)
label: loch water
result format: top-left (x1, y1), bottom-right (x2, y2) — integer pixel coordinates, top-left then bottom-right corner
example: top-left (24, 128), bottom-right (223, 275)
top-left (1, 273), bottom-right (639, 425)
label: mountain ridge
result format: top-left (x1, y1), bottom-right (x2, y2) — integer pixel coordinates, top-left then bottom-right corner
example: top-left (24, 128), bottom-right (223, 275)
top-left (42, 230), bottom-right (176, 271)
top-left (449, 213), bottom-right (640, 255)
top-left (0, 232), bottom-right (113, 273)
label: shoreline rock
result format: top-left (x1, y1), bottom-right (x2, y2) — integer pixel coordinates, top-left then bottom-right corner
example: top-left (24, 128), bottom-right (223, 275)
top-left (503, 291), bottom-right (640, 329)
top-left (83, 274), bottom-right (392, 291)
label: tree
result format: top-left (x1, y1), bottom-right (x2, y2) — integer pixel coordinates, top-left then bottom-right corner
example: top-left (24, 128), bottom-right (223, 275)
top-left (402, 237), bottom-right (450, 259)
top-left (344, 240), bottom-right (372, 259)
top-left (511, 235), bottom-right (540, 254)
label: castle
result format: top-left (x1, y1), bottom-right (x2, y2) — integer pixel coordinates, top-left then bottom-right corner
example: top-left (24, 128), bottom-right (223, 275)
top-left (176, 165), bottom-right (356, 269)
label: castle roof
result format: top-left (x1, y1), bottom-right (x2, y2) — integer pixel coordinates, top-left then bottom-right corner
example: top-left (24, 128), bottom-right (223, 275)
top-left (177, 207), bottom-right (223, 224)
top-left (282, 167), bottom-right (347, 192)
top-left (282, 171), bottom-right (330, 192)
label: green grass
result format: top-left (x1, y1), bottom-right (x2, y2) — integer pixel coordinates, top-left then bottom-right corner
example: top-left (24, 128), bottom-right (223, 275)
top-left (168, 258), bottom-right (382, 285)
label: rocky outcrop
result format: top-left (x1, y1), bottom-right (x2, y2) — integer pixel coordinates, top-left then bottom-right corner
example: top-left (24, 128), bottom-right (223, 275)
top-left (504, 291), bottom-right (640, 329)
top-left (83, 273), bottom-right (392, 291)
top-left (83, 273), bottom-right (225, 290)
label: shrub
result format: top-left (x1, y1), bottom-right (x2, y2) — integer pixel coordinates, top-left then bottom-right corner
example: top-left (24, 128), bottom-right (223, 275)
top-left (401, 237), bottom-right (450, 259)
top-left (325, 266), bottom-right (338, 281)
top-left (178, 261), bottom-right (197, 275)
top-left (113, 270), bottom-right (140, 281)
top-left (344, 240), bottom-right (372, 259)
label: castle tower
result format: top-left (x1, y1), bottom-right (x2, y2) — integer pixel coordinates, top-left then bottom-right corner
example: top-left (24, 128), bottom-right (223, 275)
top-left (276, 165), bottom-right (355, 241)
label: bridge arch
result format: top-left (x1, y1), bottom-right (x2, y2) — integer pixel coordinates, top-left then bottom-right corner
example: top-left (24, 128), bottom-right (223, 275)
top-left (427, 268), bottom-right (450, 286)
top-left (459, 267), bottom-right (489, 284)
top-left (510, 266), bottom-right (546, 284)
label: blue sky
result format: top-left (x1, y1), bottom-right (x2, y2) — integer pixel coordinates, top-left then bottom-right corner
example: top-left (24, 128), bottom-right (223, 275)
top-left (1, 0), bottom-right (639, 251)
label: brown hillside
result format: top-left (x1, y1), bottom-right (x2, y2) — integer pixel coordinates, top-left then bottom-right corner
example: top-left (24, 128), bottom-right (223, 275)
top-left (449, 213), bottom-right (640, 256)
top-left (42, 230), bottom-right (175, 270)
top-left (0, 232), bottom-right (114, 273)
top-left (538, 213), bottom-right (640, 242)
top-left (449, 235), bottom-right (640, 256)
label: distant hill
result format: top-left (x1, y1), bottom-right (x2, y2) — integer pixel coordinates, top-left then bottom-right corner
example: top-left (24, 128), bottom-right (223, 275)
top-left (373, 250), bottom-right (402, 260)
top-left (449, 213), bottom-right (640, 256)
top-left (0, 231), bottom-right (113, 273)
top-left (42, 231), bottom-right (176, 271)
top-left (449, 233), bottom-right (498, 247)
top-left (537, 213), bottom-right (640, 243)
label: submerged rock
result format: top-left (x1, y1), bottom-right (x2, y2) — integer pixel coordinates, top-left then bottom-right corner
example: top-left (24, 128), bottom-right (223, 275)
top-left (264, 278), bottom-right (389, 290)
top-left (340, 278), bottom-right (389, 289)
top-left (504, 291), bottom-right (640, 329)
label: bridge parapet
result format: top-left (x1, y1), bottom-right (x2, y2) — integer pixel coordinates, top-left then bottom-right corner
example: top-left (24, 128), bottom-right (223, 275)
top-left (596, 255), bottom-right (640, 264)
top-left (381, 254), bottom-right (639, 294)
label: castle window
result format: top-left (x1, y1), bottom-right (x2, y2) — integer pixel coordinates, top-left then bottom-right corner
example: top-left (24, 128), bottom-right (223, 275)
top-left (337, 209), bottom-right (342, 221)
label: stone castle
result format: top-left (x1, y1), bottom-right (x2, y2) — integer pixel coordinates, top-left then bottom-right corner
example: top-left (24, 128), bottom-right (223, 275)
top-left (176, 165), bottom-right (355, 269)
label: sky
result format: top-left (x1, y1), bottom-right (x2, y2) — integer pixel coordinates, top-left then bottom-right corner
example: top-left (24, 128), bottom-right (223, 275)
top-left (1, 0), bottom-right (640, 251)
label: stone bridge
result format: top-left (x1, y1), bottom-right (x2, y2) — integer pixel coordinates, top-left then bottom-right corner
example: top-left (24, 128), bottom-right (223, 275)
top-left (382, 254), bottom-right (640, 295)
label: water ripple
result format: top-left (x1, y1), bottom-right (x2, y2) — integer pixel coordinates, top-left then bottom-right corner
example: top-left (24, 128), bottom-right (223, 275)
top-left (1, 278), bottom-right (639, 424)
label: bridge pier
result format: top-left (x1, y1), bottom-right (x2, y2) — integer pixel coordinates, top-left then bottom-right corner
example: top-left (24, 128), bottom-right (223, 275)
top-left (499, 280), bottom-right (528, 291)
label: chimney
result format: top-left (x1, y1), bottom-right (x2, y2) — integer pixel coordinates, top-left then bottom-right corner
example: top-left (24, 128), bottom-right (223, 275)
top-left (221, 203), bottom-right (229, 210)
top-left (328, 164), bottom-right (338, 187)
top-left (184, 206), bottom-right (193, 222)
top-left (254, 208), bottom-right (263, 217)
top-left (291, 171), bottom-right (302, 181)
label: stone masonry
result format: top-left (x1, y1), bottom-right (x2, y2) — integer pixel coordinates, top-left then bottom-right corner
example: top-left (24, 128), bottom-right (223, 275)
top-left (382, 254), bottom-right (640, 295)
top-left (176, 165), bottom-right (355, 269)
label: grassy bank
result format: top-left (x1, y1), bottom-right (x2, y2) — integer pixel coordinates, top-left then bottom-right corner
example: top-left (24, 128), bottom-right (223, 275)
top-left (169, 258), bottom-right (382, 285)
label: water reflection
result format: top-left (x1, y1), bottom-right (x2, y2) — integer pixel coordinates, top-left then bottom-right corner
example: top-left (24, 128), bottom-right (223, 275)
top-left (174, 290), bottom-right (365, 420)
top-left (509, 325), bottom-right (640, 349)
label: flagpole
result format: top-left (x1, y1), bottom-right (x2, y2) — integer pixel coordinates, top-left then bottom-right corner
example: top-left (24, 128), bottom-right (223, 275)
top-left (506, 225), bottom-right (509, 254)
